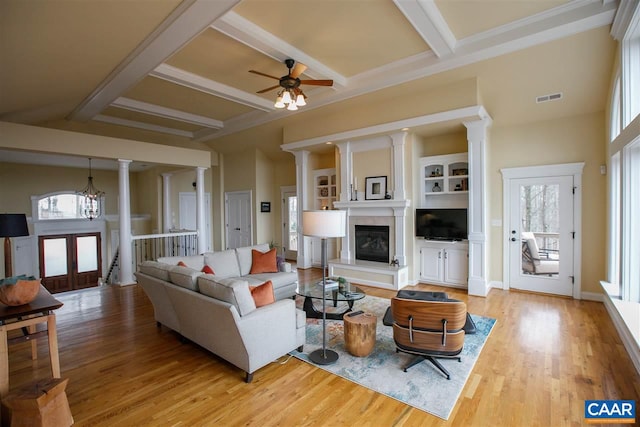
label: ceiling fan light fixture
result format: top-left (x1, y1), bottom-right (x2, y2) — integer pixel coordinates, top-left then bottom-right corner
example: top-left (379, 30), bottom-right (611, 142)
top-left (282, 90), bottom-right (292, 104)
top-left (274, 92), bottom-right (285, 108)
top-left (295, 93), bottom-right (306, 106)
top-left (287, 100), bottom-right (298, 111)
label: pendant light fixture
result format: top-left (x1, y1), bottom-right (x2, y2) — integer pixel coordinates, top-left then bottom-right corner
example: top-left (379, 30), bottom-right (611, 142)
top-left (78, 158), bottom-right (104, 220)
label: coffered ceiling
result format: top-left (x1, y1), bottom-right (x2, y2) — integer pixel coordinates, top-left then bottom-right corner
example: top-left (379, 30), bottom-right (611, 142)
top-left (0, 0), bottom-right (620, 161)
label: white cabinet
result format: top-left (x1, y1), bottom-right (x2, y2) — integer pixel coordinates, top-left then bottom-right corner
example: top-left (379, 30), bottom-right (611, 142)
top-left (419, 153), bottom-right (468, 207)
top-left (418, 241), bottom-right (468, 287)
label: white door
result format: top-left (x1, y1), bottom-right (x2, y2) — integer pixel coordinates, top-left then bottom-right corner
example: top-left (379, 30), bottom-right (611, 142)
top-left (507, 176), bottom-right (575, 296)
top-left (281, 187), bottom-right (298, 260)
top-left (225, 191), bottom-right (252, 249)
top-left (179, 192), bottom-right (211, 252)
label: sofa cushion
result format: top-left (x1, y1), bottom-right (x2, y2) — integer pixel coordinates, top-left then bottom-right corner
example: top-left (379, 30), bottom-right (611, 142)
top-left (204, 250), bottom-right (240, 278)
top-left (201, 265), bottom-right (215, 275)
top-left (157, 255), bottom-right (205, 270)
top-left (249, 248), bottom-right (278, 274)
top-left (177, 261), bottom-right (187, 267)
top-left (235, 243), bottom-right (270, 276)
top-left (245, 271), bottom-right (298, 290)
top-left (169, 266), bottom-right (203, 291)
top-left (197, 276), bottom-right (256, 316)
top-left (139, 261), bottom-right (172, 282)
top-left (249, 280), bottom-right (275, 308)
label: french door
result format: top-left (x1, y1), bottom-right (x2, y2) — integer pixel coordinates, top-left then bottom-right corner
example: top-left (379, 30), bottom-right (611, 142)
top-left (39, 233), bottom-right (102, 293)
top-left (507, 176), bottom-right (575, 296)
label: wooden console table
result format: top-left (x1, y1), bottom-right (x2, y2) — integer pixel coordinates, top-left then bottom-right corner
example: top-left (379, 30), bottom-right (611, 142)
top-left (0, 286), bottom-right (63, 412)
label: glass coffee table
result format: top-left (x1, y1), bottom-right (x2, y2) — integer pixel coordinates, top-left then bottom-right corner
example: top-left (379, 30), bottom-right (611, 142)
top-left (297, 281), bottom-right (365, 320)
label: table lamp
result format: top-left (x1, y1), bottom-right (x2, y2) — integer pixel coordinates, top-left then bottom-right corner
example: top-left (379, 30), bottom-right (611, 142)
top-left (0, 214), bottom-right (29, 278)
top-left (302, 209), bottom-right (346, 365)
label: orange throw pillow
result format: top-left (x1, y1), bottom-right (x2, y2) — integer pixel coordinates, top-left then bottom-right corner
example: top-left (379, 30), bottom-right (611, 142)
top-left (250, 280), bottom-right (275, 307)
top-left (249, 248), bottom-right (278, 274)
top-left (202, 265), bottom-right (215, 275)
top-left (177, 261), bottom-right (187, 267)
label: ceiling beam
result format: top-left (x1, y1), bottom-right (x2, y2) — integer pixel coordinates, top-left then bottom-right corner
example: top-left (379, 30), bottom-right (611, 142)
top-left (69, 0), bottom-right (241, 122)
top-left (212, 11), bottom-right (348, 88)
top-left (93, 114), bottom-right (195, 138)
top-left (112, 97), bottom-right (223, 129)
top-left (150, 64), bottom-right (274, 112)
top-left (393, 0), bottom-right (456, 58)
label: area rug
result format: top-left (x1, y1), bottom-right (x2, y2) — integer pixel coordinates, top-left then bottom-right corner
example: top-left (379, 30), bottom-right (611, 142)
top-left (291, 295), bottom-right (496, 420)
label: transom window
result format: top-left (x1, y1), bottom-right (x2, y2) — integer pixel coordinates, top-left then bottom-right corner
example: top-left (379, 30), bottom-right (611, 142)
top-left (37, 193), bottom-right (98, 220)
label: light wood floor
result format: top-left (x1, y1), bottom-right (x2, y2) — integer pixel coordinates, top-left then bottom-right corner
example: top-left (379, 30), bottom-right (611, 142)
top-left (6, 269), bottom-right (640, 426)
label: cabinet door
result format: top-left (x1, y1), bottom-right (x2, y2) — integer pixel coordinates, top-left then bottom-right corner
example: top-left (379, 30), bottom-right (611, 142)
top-left (419, 247), bottom-right (442, 282)
top-left (444, 248), bottom-right (468, 285)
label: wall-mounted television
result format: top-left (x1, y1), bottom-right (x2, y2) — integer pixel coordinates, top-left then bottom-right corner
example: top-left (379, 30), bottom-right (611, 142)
top-left (415, 208), bottom-right (468, 241)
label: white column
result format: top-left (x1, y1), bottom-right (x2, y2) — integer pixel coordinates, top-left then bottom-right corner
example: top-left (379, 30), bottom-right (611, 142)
top-left (294, 151), bottom-right (311, 268)
top-left (162, 173), bottom-right (172, 233)
top-left (196, 167), bottom-right (207, 253)
top-left (336, 141), bottom-right (352, 202)
top-left (118, 159), bottom-right (135, 286)
top-left (464, 119), bottom-right (491, 296)
top-left (390, 132), bottom-right (407, 200)
top-left (394, 206), bottom-right (407, 265)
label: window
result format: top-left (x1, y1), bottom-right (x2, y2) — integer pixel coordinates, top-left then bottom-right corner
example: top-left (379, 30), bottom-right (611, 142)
top-left (610, 76), bottom-right (621, 141)
top-left (608, 152), bottom-right (620, 293)
top-left (37, 193), bottom-right (100, 220)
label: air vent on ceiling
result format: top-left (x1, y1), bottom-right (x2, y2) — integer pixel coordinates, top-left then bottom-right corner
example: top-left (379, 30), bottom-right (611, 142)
top-left (536, 92), bottom-right (563, 103)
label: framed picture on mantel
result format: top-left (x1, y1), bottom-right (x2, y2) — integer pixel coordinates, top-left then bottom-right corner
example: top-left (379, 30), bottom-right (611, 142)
top-left (365, 176), bottom-right (387, 200)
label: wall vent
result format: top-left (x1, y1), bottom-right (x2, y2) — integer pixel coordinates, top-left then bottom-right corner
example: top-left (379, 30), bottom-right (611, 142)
top-left (536, 92), bottom-right (563, 103)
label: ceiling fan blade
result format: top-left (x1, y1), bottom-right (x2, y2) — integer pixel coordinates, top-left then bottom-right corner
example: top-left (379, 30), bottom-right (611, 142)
top-left (249, 70), bottom-right (280, 80)
top-left (299, 79), bottom-right (334, 86)
top-left (256, 84), bottom-right (281, 94)
top-left (290, 62), bottom-right (307, 78)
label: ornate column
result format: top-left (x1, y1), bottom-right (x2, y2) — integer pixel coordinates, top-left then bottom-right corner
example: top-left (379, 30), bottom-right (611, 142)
top-left (118, 159), bottom-right (134, 286)
top-left (464, 119), bottom-right (491, 296)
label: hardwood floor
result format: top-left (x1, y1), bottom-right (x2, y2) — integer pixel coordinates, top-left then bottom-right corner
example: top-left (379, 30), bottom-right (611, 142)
top-left (5, 269), bottom-right (640, 426)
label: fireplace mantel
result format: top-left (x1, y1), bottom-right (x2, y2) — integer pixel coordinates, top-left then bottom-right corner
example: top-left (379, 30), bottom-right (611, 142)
top-left (333, 199), bottom-right (410, 212)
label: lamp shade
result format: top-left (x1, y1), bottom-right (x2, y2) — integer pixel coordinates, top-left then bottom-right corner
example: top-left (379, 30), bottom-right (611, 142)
top-left (0, 214), bottom-right (29, 238)
top-left (302, 210), bottom-right (346, 238)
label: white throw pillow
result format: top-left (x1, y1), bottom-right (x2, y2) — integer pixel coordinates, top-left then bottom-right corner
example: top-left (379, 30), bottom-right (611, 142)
top-left (198, 276), bottom-right (256, 316)
top-left (203, 250), bottom-right (241, 278)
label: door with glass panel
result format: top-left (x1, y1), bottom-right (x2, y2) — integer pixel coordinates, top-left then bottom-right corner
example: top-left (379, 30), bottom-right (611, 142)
top-left (281, 189), bottom-right (298, 260)
top-left (508, 176), bottom-right (574, 296)
top-left (39, 233), bottom-right (102, 293)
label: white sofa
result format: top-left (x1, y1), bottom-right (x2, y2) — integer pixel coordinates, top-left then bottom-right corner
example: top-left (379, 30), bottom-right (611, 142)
top-left (134, 244), bottom-right (305, 382)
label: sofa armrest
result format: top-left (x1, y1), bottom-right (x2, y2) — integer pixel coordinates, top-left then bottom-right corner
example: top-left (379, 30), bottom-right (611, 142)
top-left (279, 261), bottom-right (292, 273)
top-left (235, 299), bottom-right (299, 369)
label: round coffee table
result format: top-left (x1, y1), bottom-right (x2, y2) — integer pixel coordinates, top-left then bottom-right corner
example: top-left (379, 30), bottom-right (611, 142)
top-left (296, 282), bottom-right (365, 320)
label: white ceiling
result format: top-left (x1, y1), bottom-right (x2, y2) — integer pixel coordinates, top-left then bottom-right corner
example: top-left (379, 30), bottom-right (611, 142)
top-left (0, 0), bottom-right (620, 165)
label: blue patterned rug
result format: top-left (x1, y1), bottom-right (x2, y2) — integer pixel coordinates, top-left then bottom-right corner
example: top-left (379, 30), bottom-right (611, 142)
top-left (292, 294), bottom-right (496, 420)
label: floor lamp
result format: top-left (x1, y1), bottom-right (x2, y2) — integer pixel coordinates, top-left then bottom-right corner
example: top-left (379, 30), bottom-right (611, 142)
top-left (302, 209), bottom-right (346, 365)
top-left (0, 214), bottom-right (29, 278)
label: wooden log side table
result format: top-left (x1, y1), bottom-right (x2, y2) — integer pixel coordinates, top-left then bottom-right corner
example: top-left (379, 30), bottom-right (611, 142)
top-left (343, 312), bottom-right (377, 357)
top-left (2, 378), bottom-right (73, 427)
top-left (0, 286), bottom-right (64, 423)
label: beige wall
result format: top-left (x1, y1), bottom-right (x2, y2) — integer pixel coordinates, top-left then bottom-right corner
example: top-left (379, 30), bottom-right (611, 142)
top-left (488, 111), bottom-right (607, 293)
top-left (272, 158), bottom-right (296, 249)
top-left (353, 148), bottom-right (392, 196)
top-left (255, 148), bottom-right (275, 245)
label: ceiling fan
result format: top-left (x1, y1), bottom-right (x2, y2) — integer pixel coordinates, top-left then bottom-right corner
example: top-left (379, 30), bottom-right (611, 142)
top-left (249, 59), bottom-right (333, 110)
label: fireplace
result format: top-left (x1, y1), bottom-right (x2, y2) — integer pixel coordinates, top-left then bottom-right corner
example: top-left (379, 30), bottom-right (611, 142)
top-left (355, 225), bottom-right (389, 263)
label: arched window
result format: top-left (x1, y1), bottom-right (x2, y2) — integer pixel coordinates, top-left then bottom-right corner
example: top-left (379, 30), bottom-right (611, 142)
top-left (37, 192), bottom-right (101, 220)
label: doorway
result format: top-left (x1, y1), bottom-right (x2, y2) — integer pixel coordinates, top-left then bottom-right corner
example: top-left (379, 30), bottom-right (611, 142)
top-left (179, 192), bottom-right (211, 252)
top-left (281, 186), bottom-right (298, 260)
top-left (39, 232), bottom-right (102, 294)
top-left (225, 191), bottom-right (252, 249)
top-left (502, 163), bottom-right (583, 298)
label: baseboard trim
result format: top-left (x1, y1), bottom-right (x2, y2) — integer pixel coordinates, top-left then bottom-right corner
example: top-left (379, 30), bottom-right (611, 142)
top-left (581, 291), bottom-right (604, 302)
top-left (489, 281), bottom-right (504, 289)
